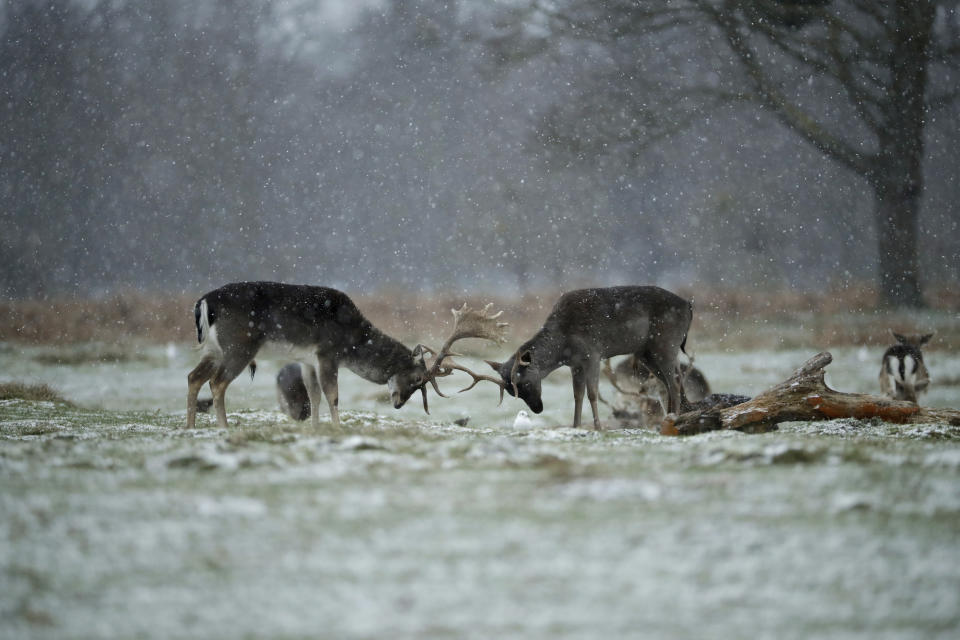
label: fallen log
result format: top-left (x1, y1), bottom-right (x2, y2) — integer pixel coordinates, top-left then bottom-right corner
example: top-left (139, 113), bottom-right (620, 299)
top-left (661, 351), bottom-right (960, 436)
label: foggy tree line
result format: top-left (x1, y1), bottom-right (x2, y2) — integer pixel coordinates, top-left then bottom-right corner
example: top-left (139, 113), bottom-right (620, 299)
top-left (480, 0), bottom-right (960, 308)
top-left (2, 0), bottom-right (958, 304)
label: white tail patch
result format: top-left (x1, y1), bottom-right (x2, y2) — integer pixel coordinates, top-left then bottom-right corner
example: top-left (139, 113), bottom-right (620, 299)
top-left (879, 331), bottom-right (932, 403)
top-left (886, 353), bottom-right (917, 388)
top-left (903, 354), bottom-right (917, 386)
top-left (194, 299), bottom-right (223, 359)
top-left (887, 355), bottom-right (901, 383)
top-left (197, 298), bottom-right (211, 345)
top-left (202, 324), bottom-right (223, 358)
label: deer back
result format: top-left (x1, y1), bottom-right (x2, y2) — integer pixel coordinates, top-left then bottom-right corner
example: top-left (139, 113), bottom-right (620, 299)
top-left (531, 286), bottom-right (691, 363)
top-left (197, 282), bottom-right (417, 383)
top-left (199, 282), bottom-right (364, 349)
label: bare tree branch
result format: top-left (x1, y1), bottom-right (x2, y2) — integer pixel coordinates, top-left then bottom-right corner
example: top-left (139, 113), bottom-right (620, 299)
top-left (534, 0), bottom-right (705, 45)
top-left (701, 1), bottom-right (874, 176)
top-left (928, 89), bottom-right (960, 110)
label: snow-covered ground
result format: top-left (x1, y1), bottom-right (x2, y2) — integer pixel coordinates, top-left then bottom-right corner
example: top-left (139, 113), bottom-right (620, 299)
top-left (1, 342), bottom-right (959, 639)
top-left (6, 341), bottom-right (959, 422)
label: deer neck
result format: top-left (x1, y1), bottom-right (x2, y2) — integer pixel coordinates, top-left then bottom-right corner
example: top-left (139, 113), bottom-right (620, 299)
top-left (342, 324), bottom-right (412, 384)
top-left (520, 327), bottom-right (565, 375)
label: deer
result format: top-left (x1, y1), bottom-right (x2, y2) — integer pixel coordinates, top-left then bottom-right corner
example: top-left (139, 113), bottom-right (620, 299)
top-left (276, 363), bottom-right (311, 421)
top-left (486, 286), bottom-right (693, 429)
top-left (879, 331), bottom-right (933, 404)
top-left (600, 355), bottom-right (751, 429)
top-left (602, 356), bottom-right (710, 429)
top-left (609, 356), bottom-right (711, 403)
top-left (186, 281), bottom-right (508, 430)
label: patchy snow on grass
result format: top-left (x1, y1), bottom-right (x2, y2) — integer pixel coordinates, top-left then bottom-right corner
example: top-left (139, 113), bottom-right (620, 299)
top-left (1, 343), bottom-right (960, 638)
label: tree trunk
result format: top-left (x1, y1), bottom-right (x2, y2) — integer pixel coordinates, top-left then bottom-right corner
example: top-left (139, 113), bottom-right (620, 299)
top-left (662, 352), bottom-right (960, 436)
top-left (872, 0), bottom-right (934, 309)
top-left (874, 181), bottom-right (924, 308)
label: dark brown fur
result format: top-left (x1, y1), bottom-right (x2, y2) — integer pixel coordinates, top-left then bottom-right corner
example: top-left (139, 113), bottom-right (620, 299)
top-left (186, 282), bottom-right (428, 429)
top-left (489, 286), bottom-right (693, 429)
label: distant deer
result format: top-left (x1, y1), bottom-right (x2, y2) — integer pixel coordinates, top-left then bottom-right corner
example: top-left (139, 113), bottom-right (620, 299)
top-left (879, 331), bottom-right (933, 404)
top-left (276, 363), bottom-right (310, 421)
top-left (611, 356), bottom-right (710, 403)
top-left (486, 286), bottom-right (693, 429)
top-left (602, 356), bottom-right (709, 428)
top-left (186, 282), bottom-right (506, 429)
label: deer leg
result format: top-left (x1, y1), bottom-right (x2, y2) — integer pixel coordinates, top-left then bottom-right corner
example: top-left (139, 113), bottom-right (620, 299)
top-left (662, 369), bottom-right (682, 415)
top-left (571, 365), bottom-right (586, 428)
top-left (316, 358), bottom-right (340, 429)
top-left (209, 370), bottom-right (230, 429)
top-left (186, 355), bottom-right (217, 429)
top-left (585, 359), bottom-right (602, 430)
top-left (209, 347), bottom-right (258, 429)
top-left (638, 349), bottom-right (681, 415)
top-left (300, 363), bottom-right (323, 429)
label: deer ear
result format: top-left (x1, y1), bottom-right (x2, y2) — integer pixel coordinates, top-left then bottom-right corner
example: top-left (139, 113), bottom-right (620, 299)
top-left (893, 332), bottom-right (907, 344)
top-left (485, 360), bottom-right (503, 373)
top-left (519, 350), bottom-right (532, 366)
top-left (412, 344), bottom-right (427, 365)
top-left (920, 333), bottom-right (934, 345)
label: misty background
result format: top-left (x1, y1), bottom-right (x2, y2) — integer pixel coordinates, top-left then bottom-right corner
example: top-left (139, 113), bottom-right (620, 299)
top-left (2, 0), bottom-right (958, 302)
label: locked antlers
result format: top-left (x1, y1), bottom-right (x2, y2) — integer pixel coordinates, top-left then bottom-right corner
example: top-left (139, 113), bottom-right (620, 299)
top-left (418, 303), bottom-right (509, 412)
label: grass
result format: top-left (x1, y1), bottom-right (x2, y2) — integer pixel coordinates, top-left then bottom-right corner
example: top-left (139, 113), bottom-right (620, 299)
top-left (30, 343), bottom-right (150, 366)
top-left (1, 313), bottom-right (957, 639)
top-left (2, 388), bottom-right (959, 638)
top-left (2, 284), bottom-right (959, 350)
top-left (0, 382), bottom-right (71, 404)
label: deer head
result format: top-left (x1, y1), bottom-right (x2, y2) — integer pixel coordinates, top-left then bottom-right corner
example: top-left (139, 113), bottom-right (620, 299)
top-left (387, 346), bottom-right (430, 410)
top-left (486, 350), bottom-right (543, 413)
top-left (893, 331), bottom-right (934, 348)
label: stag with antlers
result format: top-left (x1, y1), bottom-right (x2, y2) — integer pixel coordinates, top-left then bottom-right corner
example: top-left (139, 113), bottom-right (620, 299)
top-left (186, 282), bottom-right (508, 429)
top-left (487, 286), bottom-right (693, 429)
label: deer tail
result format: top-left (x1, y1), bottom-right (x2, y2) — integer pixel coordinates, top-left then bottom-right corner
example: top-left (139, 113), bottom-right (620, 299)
top-left (680, 298), bottom-right (693, 356)
top-left (195, 298), bottom-right (210, 344)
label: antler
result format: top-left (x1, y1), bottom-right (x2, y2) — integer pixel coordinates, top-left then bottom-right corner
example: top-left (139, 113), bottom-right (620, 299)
top-left (421, 303), bottom-right (510, 407)
top-left (427, 303), bottom-right (508, 372)
top-left (602, 359), bottom-right (647, 398)
top-left (434, 357), bottom-right (509, 404)
top-left (603, 355), bottom-right (696, 398)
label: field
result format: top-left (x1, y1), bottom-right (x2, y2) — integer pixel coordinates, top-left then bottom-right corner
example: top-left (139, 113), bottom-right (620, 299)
top-left (2, 296), bottom-right (960, 639)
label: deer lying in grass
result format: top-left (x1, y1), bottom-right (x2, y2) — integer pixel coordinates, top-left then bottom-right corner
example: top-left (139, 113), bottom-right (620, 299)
top-left (276, 363), bottom-right (311, 421)
top-left (603, 357), bottom-right (710, 428)
top-left (610, 356), bottom-right (710, 403)
top-left (486, 286), bottom-right (693, 429)
top-left (186, 282), bottom-right (507, 429)
top-left (879, 331), bottom-right (933, 404)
